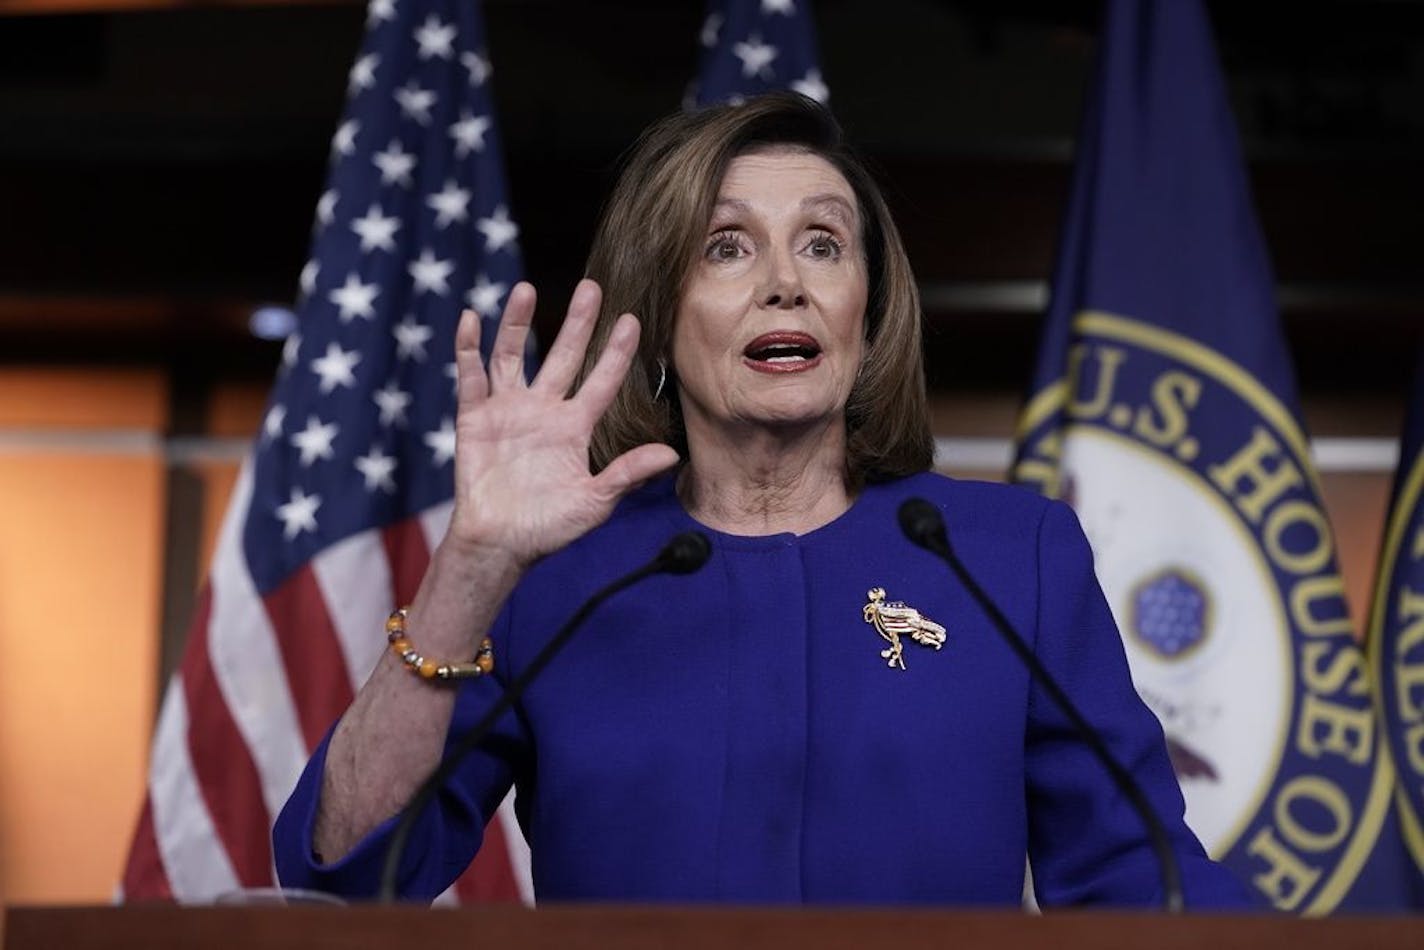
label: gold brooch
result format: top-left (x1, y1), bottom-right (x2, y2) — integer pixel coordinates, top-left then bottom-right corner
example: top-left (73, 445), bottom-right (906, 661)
top-left (863, 587), bottom-right (947, 670)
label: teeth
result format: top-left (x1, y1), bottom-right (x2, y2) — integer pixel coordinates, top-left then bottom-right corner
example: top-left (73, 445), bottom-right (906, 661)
top-left (748, 338), bottom-right (818, 363)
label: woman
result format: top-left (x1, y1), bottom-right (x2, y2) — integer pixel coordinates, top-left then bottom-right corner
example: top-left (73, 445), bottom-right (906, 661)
top-left (274, 93), bottom-right (1249, 907)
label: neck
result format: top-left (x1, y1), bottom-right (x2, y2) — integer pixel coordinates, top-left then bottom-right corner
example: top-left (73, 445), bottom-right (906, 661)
top-left (678, 418), bottom-right (852, 536)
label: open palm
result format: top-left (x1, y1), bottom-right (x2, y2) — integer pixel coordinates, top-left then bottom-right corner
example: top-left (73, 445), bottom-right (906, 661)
top-left (448, 279), bottom-right (679, 567)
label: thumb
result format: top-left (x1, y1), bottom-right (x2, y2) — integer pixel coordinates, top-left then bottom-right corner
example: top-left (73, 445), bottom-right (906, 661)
top-left (592, 443), bottom-right (680, 503)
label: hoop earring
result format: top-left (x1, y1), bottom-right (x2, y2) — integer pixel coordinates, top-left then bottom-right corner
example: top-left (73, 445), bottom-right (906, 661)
top-left (652, 359), bottom-right (668, 401)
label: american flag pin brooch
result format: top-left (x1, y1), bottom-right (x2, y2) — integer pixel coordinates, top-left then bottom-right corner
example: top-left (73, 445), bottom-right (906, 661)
top-left (862, 587), bottom-right (947, 670)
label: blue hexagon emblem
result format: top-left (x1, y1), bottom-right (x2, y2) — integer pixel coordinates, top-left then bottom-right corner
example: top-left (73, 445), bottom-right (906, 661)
top-left (1130, 569), bottom-right (1210, 660)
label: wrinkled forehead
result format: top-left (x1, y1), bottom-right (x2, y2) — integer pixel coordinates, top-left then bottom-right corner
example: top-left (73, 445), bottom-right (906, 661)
top-left (712, 144), bottom-right (862, 227)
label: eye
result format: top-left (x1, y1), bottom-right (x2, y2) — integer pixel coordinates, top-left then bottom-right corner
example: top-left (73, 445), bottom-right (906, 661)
top-left (705, 229), bottom-right (749, 262)
top-left (804, 230), bottom-right (844, 260)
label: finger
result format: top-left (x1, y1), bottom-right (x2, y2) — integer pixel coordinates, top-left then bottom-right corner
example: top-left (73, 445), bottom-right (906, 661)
top-left (488, 282), bottom-right (536, 390)
top-left (592, 443), bottom-right (681, 503)
top-left (454, 308), bottom-right (489, 411)
top-left (531, 278), bottom-right (602, 396)
top-left (574, 313), bottom-right (641, 421)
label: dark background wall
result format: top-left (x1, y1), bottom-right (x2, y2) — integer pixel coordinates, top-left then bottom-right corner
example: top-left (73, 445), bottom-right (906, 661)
top-left (0, 0), bottom-right (1421, 432)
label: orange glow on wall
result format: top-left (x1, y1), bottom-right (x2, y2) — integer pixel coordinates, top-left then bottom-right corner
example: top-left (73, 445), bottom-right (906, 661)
top-left (0, 370), bottom-right (167, 904)
top-left (1320, 472), bottom-right (1393, 640)
top-left (0, 369), bottom-right (166, 430)
top-left (193, 461), bottom-right (243, 582)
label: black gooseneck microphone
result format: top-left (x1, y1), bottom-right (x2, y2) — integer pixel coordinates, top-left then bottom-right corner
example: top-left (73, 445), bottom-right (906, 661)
top-left (897, 498), bottom-right (1185, 914)
top-left (377, 530), bottom-right (712, 902)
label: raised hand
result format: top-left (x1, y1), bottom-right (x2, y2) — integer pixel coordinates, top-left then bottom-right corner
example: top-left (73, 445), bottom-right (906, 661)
top-left (310, 282), bottom-right (676, 866)
top-left (446, 278), bottom-right (679, 569)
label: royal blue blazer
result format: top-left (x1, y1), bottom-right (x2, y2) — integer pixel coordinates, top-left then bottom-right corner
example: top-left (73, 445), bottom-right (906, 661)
top-left (274, 472), bottom-right (1254, 907)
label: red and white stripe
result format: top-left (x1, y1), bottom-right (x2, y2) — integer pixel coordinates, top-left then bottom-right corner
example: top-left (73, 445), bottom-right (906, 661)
top-left (122, 461), bottom-right (532, 903)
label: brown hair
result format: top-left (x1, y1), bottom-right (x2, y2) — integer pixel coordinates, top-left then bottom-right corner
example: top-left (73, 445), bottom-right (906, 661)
top-left (580, 92), bottom-right (933, 486)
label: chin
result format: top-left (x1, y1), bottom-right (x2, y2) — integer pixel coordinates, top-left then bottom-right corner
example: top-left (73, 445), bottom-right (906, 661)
top-left (741, 399), bottom-right (844, 432)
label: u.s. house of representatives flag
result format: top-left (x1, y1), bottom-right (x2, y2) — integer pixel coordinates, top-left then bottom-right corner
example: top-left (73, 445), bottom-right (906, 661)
top-left (1012, 0), bottom-right (1415, 912)
top-left (1369, 349), bottom-right (1424, 891)
top-left (692, 0), bottom-right (827, 108)
top-left (122, 0), bottom-right (532, 903)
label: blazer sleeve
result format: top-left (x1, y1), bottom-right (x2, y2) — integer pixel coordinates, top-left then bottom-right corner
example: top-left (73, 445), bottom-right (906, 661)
top-left (272, 600), bottom-right (530, 902)
top-left (1023, 499), bottom-right (1257, 908)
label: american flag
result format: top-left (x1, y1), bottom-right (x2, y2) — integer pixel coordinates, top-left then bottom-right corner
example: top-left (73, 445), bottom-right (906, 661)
top-left (692, 0), bottom-right (828, 107)
top-left (121, 0), bottom-right (533, 903)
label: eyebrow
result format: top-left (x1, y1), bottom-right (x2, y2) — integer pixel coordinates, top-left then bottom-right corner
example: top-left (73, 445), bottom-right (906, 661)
top-left (802, 193), bottom-right (857, 226)
top-left (711, 198), bottom-right (751, 216)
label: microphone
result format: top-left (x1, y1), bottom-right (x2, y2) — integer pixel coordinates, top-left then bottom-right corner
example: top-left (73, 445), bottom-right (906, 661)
top-left (653, 530), bottom-right (712, 575)
top-left (377, 530), bottom-right (712, 902)
top-left (897, 498), bottom-right (1185, 913)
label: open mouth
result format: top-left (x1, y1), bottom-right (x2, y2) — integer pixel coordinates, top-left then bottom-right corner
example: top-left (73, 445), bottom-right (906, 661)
top-left (743, 331), bottom-right (822, 368)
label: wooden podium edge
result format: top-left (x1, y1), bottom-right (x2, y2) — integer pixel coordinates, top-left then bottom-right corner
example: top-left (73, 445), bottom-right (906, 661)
top-left (5, 903), bottom-right (1422, 950)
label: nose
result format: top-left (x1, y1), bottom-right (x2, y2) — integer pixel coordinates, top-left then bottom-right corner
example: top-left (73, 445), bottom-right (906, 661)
top-left (759, 248), bottom-right (806, 309)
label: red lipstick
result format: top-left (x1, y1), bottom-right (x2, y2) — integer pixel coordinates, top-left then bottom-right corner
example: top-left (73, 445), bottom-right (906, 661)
top-left (742, 331), bottom-right (823, 374)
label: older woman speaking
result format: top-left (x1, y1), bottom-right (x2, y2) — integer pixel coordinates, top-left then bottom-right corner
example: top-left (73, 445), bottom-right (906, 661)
top-left (274, 93), bottom-right (1248, 907)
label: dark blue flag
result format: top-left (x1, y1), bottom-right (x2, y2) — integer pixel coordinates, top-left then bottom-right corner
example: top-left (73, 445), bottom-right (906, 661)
top-left (1368, 349), bottom-right (1424, 894)
top-left (692, 0), bottom-right (827, 107)
top-left (123, 0), bottom-right (530, 903)
top-left (1012, 0), bottom-right (1419, 911)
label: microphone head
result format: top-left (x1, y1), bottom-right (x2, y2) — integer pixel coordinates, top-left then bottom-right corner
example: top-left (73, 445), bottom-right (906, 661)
top-left (657, 531), bottom-right (712, 575)
top-left (898, 498), bottom-right (950, 555)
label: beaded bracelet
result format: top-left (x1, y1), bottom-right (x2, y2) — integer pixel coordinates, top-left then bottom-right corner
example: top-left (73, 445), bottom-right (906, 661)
top-left (386, 606), bottom-right (494, 681)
